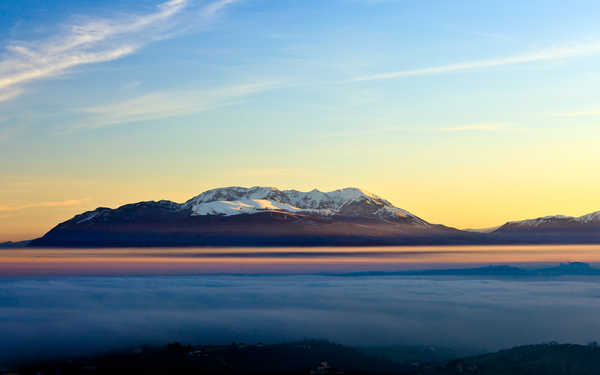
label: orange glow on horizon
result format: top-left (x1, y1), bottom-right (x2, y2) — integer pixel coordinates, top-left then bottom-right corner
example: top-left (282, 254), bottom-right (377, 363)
top-left (1, 245), bottom-right (600, 276)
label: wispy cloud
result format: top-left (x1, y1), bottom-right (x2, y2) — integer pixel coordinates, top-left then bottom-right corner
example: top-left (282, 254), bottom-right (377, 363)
top-left (0, 0), bottom-right (187, 101)
top-left (0, 198), bottom-right (88, 212)
top-left (0, 0), bottom-right (240, 103)
top-left (349, 42), bottom-right (600, 82)
top-left (234, 167), bottom-right (316, 178)
top-left (0, 88), bottom-right (24, 103)
top-left (441, 124), bottom-right (505, 132)
top-left (552, 110), bottom-right (600, 117)
top-left (122, 80), bottom-right (142, 90)
top-left (325, 125), bottom-right (408, 138)
top-left (74, 81), bottom-right (282, 129)
top-left (202, 0), bottom-right (242, 19)
top-left (473, 31), bottom-right (512, 41)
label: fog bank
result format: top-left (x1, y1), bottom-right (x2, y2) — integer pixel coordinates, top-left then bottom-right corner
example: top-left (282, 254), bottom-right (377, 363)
top-left (1, 275), bottom-right (600, 363)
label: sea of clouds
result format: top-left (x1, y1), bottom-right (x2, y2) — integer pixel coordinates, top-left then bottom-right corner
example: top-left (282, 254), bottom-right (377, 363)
top-left (1, 275), bottom-right (600, 363)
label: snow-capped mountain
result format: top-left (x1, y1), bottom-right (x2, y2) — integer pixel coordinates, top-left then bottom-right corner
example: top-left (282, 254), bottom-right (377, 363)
top-left (66, 186), bottom-right (427, 225)
top-left (492, 210), bottom-right (600, 243)
top-left (181, 186), bottom-right (426, 224)
top-left (30, 186), bottom-right (480, 247)
top-left (575, 211), bottom-right (600, 224)
top-left (25, 188), bottom-right (600, 247)
top-left (496, 211), bottom-right (600, 229)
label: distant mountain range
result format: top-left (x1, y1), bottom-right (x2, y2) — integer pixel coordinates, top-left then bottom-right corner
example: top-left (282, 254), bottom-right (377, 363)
top-left (27, 186), bottom-right (600, 247)
top-left (492, 212), bottom-right (600, 243)
top-left (0, 240), bottom-right (30, 248)
top-left (335, 262), bottom-right (600, 277)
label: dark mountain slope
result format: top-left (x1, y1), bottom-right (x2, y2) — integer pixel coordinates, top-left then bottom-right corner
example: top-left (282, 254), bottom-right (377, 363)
top-left (30, 187), bottom-right (484, 247)
top-left (491, 212), bottom-right (600, 243)
top-left (427, 343), bottom-right (600, 375)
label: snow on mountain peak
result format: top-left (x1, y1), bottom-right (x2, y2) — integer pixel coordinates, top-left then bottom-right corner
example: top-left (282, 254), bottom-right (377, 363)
top-left (502, 211), bottom-right (600, 227)
top-left (181, 186), bottom-right (425, 224)
top-left (505, 215), bottom-right (573, 227)
top-left (187, 199), bottom-right (314, 217)
top-left (577, 211), bottom-right (600, 223)
top-left (186, 187), bottom-right (380, 209)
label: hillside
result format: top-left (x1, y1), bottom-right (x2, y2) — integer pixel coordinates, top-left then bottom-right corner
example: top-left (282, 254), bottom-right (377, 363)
top-left (29, 187), bottom-right (479, 247)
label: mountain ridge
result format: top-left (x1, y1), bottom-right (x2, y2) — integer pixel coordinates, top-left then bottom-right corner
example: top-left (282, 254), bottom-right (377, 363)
top-left (491, 210), bottom-right (600, 243)
top-left (29, 186), bottom-right (477, 247)
top-left (25, 186), bottom-right (600, 247)
top-left (69, 186), bottom-right (429, 227)
top-left (497, 211), bottom-right (600, 229)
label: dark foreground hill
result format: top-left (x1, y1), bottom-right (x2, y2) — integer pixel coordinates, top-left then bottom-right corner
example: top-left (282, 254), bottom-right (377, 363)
top-left (13, 340), bottom-right (405, 375)
top-left (11, 341), bottom-right (600, 375)
top-left (425, 343), bottom-right (600, 375)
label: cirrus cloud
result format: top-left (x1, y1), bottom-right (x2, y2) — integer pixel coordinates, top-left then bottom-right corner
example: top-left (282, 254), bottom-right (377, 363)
top-left (441, 124), bottom-right (506, 132)
top-left (349, 41), bottom-right (600, 82)
top-left (0, 198), bottom-right (89, 212)
top-left (74, 81), bottom-right (283, 129)
top-left (0, 0), bottom-right (242, 103)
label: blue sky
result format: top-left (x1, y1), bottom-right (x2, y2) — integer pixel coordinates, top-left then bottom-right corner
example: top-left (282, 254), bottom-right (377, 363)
top-left (1, 0), bottom-right (600, 240)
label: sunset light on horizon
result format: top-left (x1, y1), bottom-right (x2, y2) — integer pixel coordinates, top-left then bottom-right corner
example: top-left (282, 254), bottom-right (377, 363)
top-left (2, 1), bottom-right (600, 242)
top-left (3, 2), bottom-right (600, 372)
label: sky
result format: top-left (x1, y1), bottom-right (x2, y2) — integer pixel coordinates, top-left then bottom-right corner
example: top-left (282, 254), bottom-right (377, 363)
top-left (1, 0), bottom-right (600, 241)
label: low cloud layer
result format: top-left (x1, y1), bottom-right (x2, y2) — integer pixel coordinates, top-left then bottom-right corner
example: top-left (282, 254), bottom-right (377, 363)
top-left (1, 275), bottom-right (600, 363)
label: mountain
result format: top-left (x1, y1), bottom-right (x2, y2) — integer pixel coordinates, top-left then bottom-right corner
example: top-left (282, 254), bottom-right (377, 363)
top-left (425, 343), bottom-right (600, 375)
top-left (29, 186), bottom-right (480, 247)
top-left (492, 211), bottom-right (600, 243)
top-left (0, 240), bottom-right (30, 248)
top-left (27, 186), bottom-right (600, 247)
top-left (12, 340), bottom-right (406, 374)
top-left (180, 186), bottom-right (427, 224)
top-left (336, 262), bottom-right (600, 277)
